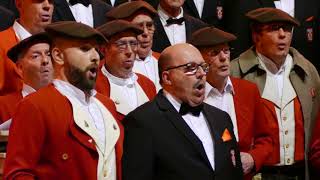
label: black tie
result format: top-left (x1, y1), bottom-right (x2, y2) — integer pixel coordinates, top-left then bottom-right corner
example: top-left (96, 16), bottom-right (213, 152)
top-left (179, 103), bottom-right (203, 116)
top-left (166, 17), bottom-right (185, 25)
top-left (69, 0), bottom-right (90, 7)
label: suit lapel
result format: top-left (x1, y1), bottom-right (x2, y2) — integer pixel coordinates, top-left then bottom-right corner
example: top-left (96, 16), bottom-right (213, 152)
top-left (153, 17), bottom-right (171, 52)
top-left (91, 0), bottom-right (103, 27)
top-left (258, 0), bottom-right (275, 7)
top-left (156, 92), bottom-right (213, 170)
top-left (185, 0), bottom-right (200, 18)
top-left (54, 0), bottom-right (75, 21)
top-left (184, 14), bottom-right (192, 41)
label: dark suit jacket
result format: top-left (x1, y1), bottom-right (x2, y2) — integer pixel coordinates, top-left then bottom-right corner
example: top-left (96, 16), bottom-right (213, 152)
top-left (122, 91), bottom-right (243, 180)
top-left (224, 0), bottom-right (320, 70)
top-left (0, 0), bottom-right (19, 18)
top-left (0, 6), bottom-right (15, 31)
top-left (103, 0), bottom-right (128, 7)
top-left (52, 0), bottom-right (112, 28)
top-left (152, 13), bottom-right (207, 53)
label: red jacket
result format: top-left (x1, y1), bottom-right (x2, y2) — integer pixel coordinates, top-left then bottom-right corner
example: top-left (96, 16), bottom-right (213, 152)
top-left (0, 91), bottom-right (22, 123)
top-left (95, 69), bottom-right (156, 120)
top-left (4, 85), bottom-right (124, 180)
top-left (0, 26), bottom-right (23, 95)
top-left (231, 77), bottom-right (273, 172)
top-left (309, 110), bottom-right (320, 177)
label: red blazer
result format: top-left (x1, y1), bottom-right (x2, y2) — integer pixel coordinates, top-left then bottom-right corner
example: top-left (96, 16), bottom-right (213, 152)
top-left (4, 85), bottom-right (124, 180)
top-left (309, 110), bottom-right (320, 177)
top-left (231, 77), bottom-right (273, 172)
top-left (0, 91), bottom-right (22, 123)
top-left (95, 69), bottom-right (156, 120)
top-left (0, 26), bottom-right (23, 95)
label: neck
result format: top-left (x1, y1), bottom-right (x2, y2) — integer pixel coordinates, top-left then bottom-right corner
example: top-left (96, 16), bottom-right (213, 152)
top-left (18, 19), bottom-right (43, 34)
top-left (207, 74), bottom-right (228, 93)
top-left (160, 4), bottom-right (181, 17)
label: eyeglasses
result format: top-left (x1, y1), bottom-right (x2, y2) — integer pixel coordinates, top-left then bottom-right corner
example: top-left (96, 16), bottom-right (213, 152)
top-left (113, 40), bottom-right (139, 52)
top-left (165, 62), bottom-right (209, 75)
top-left (135, 21), bottom-right (155, 34)
top-left (208, 47), bottom-right (232, 57)
top-left (262, 23), bottom-right (293, 32)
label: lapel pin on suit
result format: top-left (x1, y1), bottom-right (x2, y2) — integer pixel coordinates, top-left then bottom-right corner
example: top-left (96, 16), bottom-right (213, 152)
top-left (221, 128), bottom-right (232, 142)
top-left (310, 87), bottom-right (316, 98)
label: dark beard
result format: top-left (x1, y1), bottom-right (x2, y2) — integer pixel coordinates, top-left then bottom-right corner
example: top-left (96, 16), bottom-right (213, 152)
top-left (65, 63), bottom-right (97, 93)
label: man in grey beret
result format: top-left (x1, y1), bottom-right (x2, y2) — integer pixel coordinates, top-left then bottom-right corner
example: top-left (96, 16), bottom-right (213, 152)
top-left (230, 7), bottom-right (320, 180)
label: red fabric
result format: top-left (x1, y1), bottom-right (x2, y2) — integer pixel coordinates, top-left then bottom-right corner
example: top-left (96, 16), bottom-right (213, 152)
top-left (0, 27), bottom-right (23, 95)
top-left (95, 69), bottom-right (156, 120)
top-left (4, 85), bottom-right (123, 180)
top-left (231, 78), bottom-right (273, 177)
top-left (0, 91), bottom-right (23, 123)
top-left (309, 110), bottom-right (320, 177)
top-left (260, 97), bottom-right (304, 165)
top-left (152, 51), bottom-right (160, 60)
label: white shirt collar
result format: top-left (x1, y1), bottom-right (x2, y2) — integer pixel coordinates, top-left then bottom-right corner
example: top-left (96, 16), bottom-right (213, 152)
top-left (136, 51), bottom-right (152, 62)
top-left (163, 90), bottom-right (181, 112)
top-left (205, 76), bottom-right (234, 98)
top-left (158, 4), bottom-right (184, 21)
top-left (257, 52), bottom-right (290, 75)
top-left (21, 84), bottom-right (36, 98)
top-left (101, 65), bottom-right (138, 87)
top-left (13, 20), bottom-right (32, 41)
top-left (53, 79), bottom-right (97, 105)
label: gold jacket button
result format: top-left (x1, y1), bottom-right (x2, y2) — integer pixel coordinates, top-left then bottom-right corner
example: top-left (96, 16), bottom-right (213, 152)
top-left (62, 153), bottom-right (69, 160)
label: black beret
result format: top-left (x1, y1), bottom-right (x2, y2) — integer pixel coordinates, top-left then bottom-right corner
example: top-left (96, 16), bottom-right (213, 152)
top-left (246, 8), bottom-right (300, 26)
top-left (96, 20), bottom-right (143, 39)
top-left (7, 32), bottom-right (51, 63)
top-left (106, 1), bottom-right (157, 19)
top-left (190, 27), bottom-right (237, 47)
top-left (45, 21), bottom-right (108, 44)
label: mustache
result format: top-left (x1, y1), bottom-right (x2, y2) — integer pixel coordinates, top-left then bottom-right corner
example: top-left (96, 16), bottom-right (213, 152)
top-left (193, 79), bottom-right (205, 89)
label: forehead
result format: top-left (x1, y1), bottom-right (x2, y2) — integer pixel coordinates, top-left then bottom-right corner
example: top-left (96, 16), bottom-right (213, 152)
top-left (175, 48), bottom-right (204, 65)
top-left (23, 0), bottom-right (54, 5)
top-left (131, 13), bottom-right (153, 23)
top-left (25, 43), bottom-right (50, 54)
top-left (110, 32), bottom-right (137, 42)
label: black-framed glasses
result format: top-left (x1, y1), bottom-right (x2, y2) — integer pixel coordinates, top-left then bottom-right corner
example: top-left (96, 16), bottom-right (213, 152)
top-left (165, 62), bottom-right (209, 75)
top-left (135, 21), bottom-right (155, 34)
top-left (113, 40), bottom-right (139, 52)
top-left (262, 23), bottom-right (293, 32)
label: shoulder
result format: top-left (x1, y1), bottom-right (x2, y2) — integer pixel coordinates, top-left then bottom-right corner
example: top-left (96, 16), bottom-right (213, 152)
top-left (231, 77), bottom-right (259, 92)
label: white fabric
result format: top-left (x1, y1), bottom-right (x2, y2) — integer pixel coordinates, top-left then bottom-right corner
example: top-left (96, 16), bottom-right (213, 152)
top-left (53, 79), bottom-right (106, 151)
top-left (164, 91), bottom-right (215, 170)
top-left (258, 54), bottom-right (297, 166)
top-left (274, 0), bottom-right (295, 17)
top-left (158, 5), bottom-right (186, 45)
top-left (133, 52), bottom-right (161, 91)
top-left (204, 77), bottom-right (239, 141)
top-left (193, 0), bottom-right (205, 18)
top-left (21, 84), bottom-right (36, 98)
top-left (109, 0), bottom-right (116, 6)
top-left (13, 21), bottom-right (32, 41)
top-left (66, 0), bottom-right (94, 27)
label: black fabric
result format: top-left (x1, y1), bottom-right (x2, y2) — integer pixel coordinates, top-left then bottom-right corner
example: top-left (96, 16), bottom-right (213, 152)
top-left (69, 0), bottom-right (90, 7)
top-left (166, 17), bottom-right (185, 25)
top-left (0, 6), bottom-right (15, 31)
top-left (179, 102), bottom-right (203, 116)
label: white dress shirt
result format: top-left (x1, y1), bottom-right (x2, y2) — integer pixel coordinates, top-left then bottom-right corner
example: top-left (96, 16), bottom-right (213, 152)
top-left (13, 21), bottom-right (32, 41)
top-left (204, 77), bottom-right (239, 141)
top-left (158, 5), bottom-right (186, 45)
top-left (109, 0), bottom-right (116, 6)
top-left (193, 0), bottom-right (205, 18)
top-left (274, 0), bottom-right (295, 17)
top-left (66, 0), bottom-right (94, 27)
top-left (21, 84), bottom-right (36, 98)
top-left (164, 91), bottom-right (215, 170)
top-left (133, 52), bottom-right (161, 91)
top-left (258, 53), bottom-right (297, 165)
top-left (53, 79), bottom-right (106, 152)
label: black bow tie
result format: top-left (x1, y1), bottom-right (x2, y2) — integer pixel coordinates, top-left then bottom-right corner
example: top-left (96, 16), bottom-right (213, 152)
top-left (179, 103), bottom-right (203, 116)
top-left (69, 0), bottom-right (90, 7)
top-left (166, 17), bottom-right (185, 25)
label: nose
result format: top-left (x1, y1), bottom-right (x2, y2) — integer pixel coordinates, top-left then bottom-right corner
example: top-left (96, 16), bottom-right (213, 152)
top-left (196, 66), bottom-right (207, 79)
top-left (41, 53), bottom-right (50, 66)
top-left (278, 28), bottom-right (286, 38)
top-left (91, 48), bottom-right (100, 65)
top-left (43, 0), bottom-right (53, 11)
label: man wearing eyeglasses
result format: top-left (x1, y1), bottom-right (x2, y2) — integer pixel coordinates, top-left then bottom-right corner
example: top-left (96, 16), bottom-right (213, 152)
top-left (96, 20), bottom-right (156, 120)
top-left (106, 1), bottom-right (162, 91)
top-left (230, 8), bottom-right (320, 180)
top-left (122, 43), bottom-right (243, 180)
top-left (191, 26), bottom-right (274, 180)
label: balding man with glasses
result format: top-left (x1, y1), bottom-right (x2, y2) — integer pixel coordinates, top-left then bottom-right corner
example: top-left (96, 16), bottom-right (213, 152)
top-left (96, 20), bottom-right (156, 121)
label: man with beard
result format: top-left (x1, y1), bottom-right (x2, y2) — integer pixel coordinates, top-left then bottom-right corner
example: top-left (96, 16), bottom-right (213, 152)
top-left (4, 21), bottom-right (123, 180)
top-left (0, 0), bottom-right (54, 96)
top-left (0, 32), bottom-right (53, 124)
top-left (96, 20), bottom-right (156, 120)
top-left (190, 27), bottom-right (274, 179)
top-left (122, 43), bottom-right (243, 180)
top-left (106, 1), bottom-right (162, 91)
top-left (230, 8), bottom-right (320, 180)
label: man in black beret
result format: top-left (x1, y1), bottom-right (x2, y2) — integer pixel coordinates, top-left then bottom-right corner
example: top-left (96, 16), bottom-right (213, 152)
top-left (96, 19), bottom-right (156, 120)
top-left (0, 32), bottom-right (53, 123)
top-left (191, 26), bottom-right (274, 180)
top-left (4, 21), bottom-right (123, 180)
top-left (230, 8), bottom-right (320, 180)
top-left (107, 1), bottom-right (161, 90)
